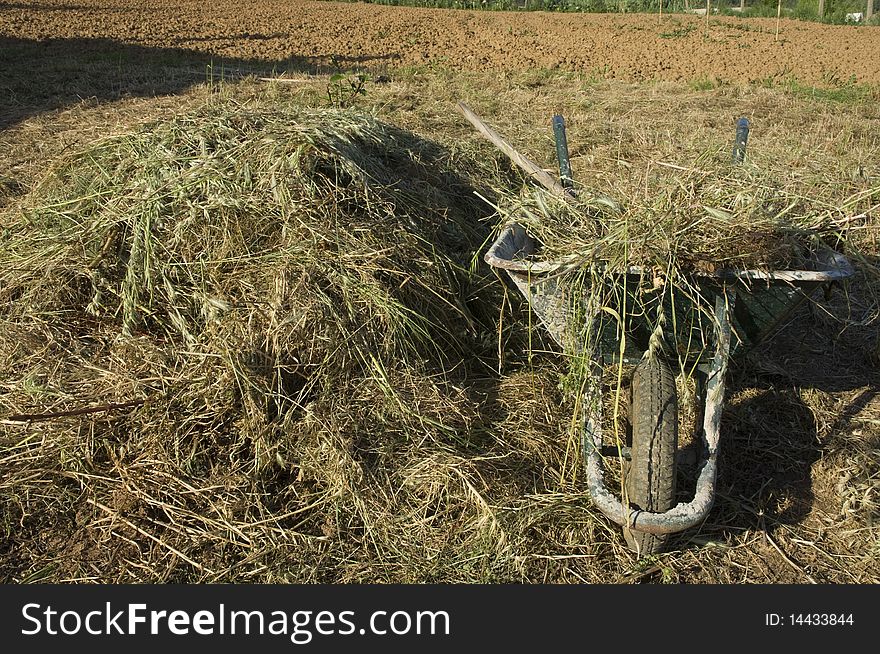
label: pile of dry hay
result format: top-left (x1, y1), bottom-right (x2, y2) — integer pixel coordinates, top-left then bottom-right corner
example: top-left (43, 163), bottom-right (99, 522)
top-left (1, 101), bottom-right (579, 582)
top-left (2, 82), bottom-right (878, 583)
top-left (486, 114), bottom-right (880, 402)
top-left (498, 127), bottom-right (879, 275)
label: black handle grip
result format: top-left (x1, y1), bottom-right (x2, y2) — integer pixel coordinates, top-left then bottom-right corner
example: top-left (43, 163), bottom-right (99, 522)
top-left (732, 117), bottom-right (750, 165)
top-left (552, 114), bottom-right (574, 190)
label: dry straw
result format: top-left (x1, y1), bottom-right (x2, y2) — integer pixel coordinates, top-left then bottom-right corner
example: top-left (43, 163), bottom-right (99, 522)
top-left (502, 151), bottom-right (878, 276)
top-left (0, 101), bottom-right (531, 582)
top-left (1, 78), bottom-right (879, 582)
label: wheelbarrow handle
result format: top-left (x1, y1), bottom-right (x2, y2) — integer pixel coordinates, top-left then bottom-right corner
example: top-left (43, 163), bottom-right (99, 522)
top-left (456, 101), bottom-right (575, 201)
top-left (732, 117), bottom-right (750, 165)
top-left (552, 114), bottom-right (574, 190)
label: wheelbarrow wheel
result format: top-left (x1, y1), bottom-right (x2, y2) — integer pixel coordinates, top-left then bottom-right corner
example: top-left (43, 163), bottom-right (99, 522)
top-left (624, 356), bottom-right (678, 556)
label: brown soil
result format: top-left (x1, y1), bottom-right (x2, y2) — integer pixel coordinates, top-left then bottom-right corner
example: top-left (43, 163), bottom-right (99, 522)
top-left (2, 0), bottom-right (880, 85)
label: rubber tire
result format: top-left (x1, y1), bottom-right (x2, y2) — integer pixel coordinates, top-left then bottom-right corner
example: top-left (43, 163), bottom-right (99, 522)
top-left (624, 357), bottom-right (678, 556)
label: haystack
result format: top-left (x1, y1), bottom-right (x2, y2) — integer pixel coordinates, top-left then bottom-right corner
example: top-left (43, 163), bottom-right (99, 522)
top-left (500, 158), bottom-right (872, 275)
top-left (0, 101), bottom-right (520, 581)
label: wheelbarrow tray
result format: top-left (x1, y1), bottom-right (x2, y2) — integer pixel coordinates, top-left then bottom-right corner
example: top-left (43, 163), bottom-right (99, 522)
top-left (486, 223), bottom-right (853, 361)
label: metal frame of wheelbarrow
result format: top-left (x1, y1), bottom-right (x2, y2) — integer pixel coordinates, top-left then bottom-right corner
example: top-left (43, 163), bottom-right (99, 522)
top-left (485, 223), bottom-right (854, 537)
top-left (583, 290), bottom-right (732, 536)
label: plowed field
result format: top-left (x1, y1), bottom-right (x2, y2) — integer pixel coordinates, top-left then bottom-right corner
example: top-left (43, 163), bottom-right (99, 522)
top-left (2, 0), bottom-right (880, 85)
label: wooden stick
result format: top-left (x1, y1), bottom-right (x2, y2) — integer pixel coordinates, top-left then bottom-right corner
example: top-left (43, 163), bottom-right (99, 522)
top-left (455, 101), bottom-right (575, 201)
top-left (775, 0), bottom-right (782, 42)
top-left (258, 77), bottom-right (309, 84)
top-left (706, 0), bottom-right (710, 36)
top-left (7, 399), bottom-right (145, 423)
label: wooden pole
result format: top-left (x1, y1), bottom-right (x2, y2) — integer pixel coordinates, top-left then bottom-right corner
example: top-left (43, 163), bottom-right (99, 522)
top-left (818, 0), bottom-right (825, 19)
top-left (6, 399), bottom-right (146, 423)
top-left (776, 0), bottom-right (782, 41)
top-left (740, 0), bottom-right (745, 11)
top-left (706, 0), bottom-right (710, 36)
top-left (455, 102), bottom-right (575, 201)
top-left (868, 0), bottom-right (874, 21)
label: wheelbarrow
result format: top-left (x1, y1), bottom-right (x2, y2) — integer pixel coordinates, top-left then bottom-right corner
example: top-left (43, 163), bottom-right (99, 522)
top-left (460, 104), bottom-right (855, 554)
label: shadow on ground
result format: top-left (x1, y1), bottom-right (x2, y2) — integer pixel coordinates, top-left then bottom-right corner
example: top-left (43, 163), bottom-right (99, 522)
top-left (0, 36), bottom-right (398, 130)
top-left (671, 284), bottom-right (880, 551)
